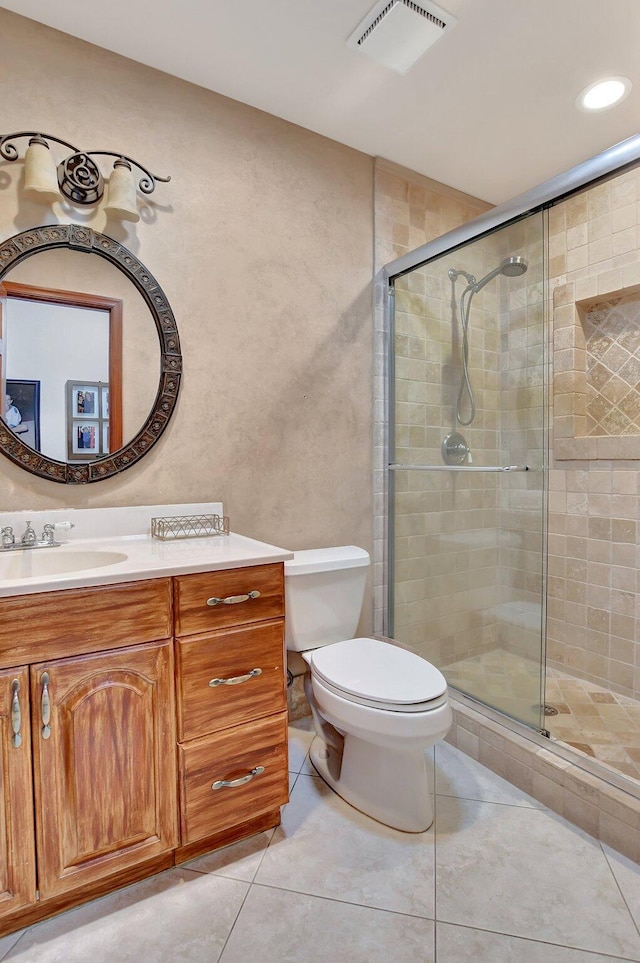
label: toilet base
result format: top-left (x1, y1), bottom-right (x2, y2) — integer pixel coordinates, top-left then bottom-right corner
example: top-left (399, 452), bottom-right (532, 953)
top-left (309, 733), bottom-right (434, 832)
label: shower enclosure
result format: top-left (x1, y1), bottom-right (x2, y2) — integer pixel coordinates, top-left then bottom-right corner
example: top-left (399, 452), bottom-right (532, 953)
top-left (383, 134), bottom-right (640, 789)
top-left (387, 212), bottom-right (547, 732)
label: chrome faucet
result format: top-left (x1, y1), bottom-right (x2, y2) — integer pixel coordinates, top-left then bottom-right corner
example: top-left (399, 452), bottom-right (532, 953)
top-left (21, 521), bottom-right (37, 547)
top-left (0, 520), bottom-right (74, 552)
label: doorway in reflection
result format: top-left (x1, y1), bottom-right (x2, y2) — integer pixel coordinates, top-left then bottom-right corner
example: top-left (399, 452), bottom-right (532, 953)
top-left (0, 282), bottom-right (122, 462)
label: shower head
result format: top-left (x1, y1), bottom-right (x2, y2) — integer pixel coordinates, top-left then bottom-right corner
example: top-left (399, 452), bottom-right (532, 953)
top-left (472, 255), bottom-right (528, 293)
top-left (500, 255), bottom-right (528, 277)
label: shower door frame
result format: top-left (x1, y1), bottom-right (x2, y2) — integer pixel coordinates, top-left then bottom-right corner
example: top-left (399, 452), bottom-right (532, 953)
top-left (381, 132), bottom-right (640, 732)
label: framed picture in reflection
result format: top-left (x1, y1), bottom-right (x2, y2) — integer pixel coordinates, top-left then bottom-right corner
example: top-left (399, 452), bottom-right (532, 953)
top-left (66, 380), bottom-right (108, 460)
top-left (71, 384), bottom-right (98, 418)
top-left (5, 379), bottom-right (41, 451)
top-left (71, 421), bottom-right (99, 457)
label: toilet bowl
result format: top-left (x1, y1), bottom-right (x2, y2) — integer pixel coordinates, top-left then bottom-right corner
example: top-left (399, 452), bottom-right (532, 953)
top-left (285, 547), bottom-right (452, 832)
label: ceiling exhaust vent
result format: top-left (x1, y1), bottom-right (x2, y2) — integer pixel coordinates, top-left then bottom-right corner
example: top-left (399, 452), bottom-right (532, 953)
top-left (347, 0), bottom-right (457, 74)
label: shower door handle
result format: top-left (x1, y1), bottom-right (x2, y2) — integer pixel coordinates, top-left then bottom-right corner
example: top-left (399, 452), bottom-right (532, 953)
top-left (389, 464), bottom-right (530, 472)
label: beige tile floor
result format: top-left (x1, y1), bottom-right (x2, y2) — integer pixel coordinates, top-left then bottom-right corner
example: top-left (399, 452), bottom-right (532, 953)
top-left (444, 647), bottom-right (640, 785)
top-left (545, 670), bottom-right (640, 782)
top-left (444, 647), bottom-right (544, 728)
top-left (2, 718), bottom-right (640, 962)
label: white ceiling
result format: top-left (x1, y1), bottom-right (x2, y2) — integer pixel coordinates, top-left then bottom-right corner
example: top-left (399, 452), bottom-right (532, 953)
top-left (2, 0), bottom-right (640, 204)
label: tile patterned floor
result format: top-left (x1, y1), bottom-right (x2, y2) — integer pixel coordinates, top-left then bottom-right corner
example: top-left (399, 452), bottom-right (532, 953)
top-left (443, 647), bottom-right (543, 728)
top-left (545, 670), bottom-right (640, 781)
top-left (443, 647), bottom-right (640, 785)
top-left (2, 718), bottom-right (640, 962)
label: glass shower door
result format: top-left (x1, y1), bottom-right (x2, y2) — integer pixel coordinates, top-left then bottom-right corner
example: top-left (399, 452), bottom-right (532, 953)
top-left (387, 211), bottom-right (546, 730)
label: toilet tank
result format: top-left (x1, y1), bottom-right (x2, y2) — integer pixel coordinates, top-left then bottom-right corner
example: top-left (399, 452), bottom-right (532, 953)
top-left (284, 546), bottom-right (370, 652)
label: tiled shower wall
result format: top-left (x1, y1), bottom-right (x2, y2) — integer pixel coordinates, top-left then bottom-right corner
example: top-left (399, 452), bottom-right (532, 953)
top-left (374, 159), bottom-right (545, 677)
top-left (372, 156), bottom-right (640, 826)
top-left (374, 158), bottom-right (640, 706)
top-left (495, 217), bottom-right (546, 660)
top-left (548, 167), bottom-right (640, 699)
top-left (391, 247), bottom-right (505, 664)
top-left (373, 159), bottom-right (491, 636)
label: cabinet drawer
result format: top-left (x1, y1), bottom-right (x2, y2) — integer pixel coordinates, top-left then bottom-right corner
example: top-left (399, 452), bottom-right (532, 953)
top-left (179, 711), bottom-right (288, 843)
top-left (176, 620), bottom-right (286, 742)
top-left (174, 563), bottom-right (284, 636)
top-left (0, 579), bottom-right (172, 667)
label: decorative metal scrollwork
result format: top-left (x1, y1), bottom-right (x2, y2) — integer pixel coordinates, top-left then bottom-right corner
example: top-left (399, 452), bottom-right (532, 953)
top-left (0, 225), bottom-right (182, 484)
top-left (57, 153), bottom-right (104, 205)
top-left (0, 131), bottom-right (169, 206)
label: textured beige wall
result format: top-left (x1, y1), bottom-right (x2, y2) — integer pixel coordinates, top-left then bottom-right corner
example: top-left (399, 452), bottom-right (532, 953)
top-left (0, 12), bottom-right (374, 582)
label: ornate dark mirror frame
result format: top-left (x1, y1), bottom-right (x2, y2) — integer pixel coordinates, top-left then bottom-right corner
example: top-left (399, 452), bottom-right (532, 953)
top-left (0, 225), bottom-right (181, 484)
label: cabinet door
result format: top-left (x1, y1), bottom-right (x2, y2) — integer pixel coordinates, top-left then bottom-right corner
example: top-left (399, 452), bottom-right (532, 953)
top-left (31, 641), bottom-right (177, 901)
top-left (0, 668), bottom-right (36, 916)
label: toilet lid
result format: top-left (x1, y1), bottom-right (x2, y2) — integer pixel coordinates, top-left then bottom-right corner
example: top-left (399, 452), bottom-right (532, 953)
top-left (309, 638), bottom-right (447, 707)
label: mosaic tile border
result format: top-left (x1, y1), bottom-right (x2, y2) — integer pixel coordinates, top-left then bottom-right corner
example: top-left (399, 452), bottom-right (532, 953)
top-left (554, 275), bottom-right (640, 460)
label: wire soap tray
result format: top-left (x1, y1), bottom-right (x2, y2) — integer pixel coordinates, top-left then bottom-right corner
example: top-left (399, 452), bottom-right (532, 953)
top-left (150, 513), bottom-right (230, 540)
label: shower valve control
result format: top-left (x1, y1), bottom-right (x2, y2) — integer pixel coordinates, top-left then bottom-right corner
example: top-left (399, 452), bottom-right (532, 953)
top-left (442, 432), bottom-right (470, 466)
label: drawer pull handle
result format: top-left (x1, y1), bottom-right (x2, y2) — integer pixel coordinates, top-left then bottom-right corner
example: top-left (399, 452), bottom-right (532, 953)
top-left (209, 667), bottom-right (262, 688)
top-left (41, 672), bottom-right (51, 740)
top-left (212, 766), bottom-right (265, 791)
top-left (10, 679), bottom-right (22, 748)
top-left (206, 590), bottom-right (261, 607)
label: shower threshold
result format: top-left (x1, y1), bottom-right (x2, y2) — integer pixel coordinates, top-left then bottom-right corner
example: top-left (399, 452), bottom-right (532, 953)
top-left (444, 647), bottom-right (640, 786)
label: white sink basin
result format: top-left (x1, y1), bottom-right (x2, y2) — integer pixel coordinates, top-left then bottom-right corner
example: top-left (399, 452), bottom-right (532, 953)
top-left (0, 549), bottom-right (128, 580)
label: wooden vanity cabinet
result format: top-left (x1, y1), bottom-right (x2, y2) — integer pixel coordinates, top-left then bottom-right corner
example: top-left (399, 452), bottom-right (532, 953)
top-left (0, 560), bottom-right (289, 935)
top-left (0, 579), bottom-right (176, 933)
top-left (174, 563), bottom-right (289, 860)
top-left (0, 667), bottom-right (36, 917)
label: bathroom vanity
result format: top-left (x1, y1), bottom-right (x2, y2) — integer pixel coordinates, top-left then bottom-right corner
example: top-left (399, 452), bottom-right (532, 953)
top-left (0, 505), bottom-right (291, 936)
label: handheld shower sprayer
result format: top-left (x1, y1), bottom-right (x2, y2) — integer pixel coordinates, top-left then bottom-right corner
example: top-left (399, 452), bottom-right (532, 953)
top-left (450, 255), bottom-right (528, 426)
top-left (471, 256), bottom-right (528, 294)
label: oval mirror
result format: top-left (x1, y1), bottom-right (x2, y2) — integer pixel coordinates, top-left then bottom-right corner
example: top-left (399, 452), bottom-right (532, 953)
top-left (0, 225), bottom-right (181, 484)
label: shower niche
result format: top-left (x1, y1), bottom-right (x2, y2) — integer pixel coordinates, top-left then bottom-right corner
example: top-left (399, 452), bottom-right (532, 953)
top-left (553, 278), bottom-right (640, 460)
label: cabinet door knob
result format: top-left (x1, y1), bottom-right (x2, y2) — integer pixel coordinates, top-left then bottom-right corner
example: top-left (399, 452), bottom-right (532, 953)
top-left (209, 668), bottom-right (262, 688)
top-left (206, 590), bottom-right (260, 607)
top-left (211, 766), bottom-right (265, 791)
top-left (10, 679), bottom-right (22, 749)
top-left (41, 672), bottom-right (51, 740)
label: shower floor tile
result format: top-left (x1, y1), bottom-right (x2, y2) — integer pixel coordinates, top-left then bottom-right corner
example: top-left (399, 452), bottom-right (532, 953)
top-left (442, 648), bottom-right (640, 785)
top-left (547, 670), bottom-right (640, 783)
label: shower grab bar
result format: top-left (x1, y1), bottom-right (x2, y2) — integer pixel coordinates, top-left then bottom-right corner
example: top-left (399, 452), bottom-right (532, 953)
top-left (389, 464), bottom-right (529, 472)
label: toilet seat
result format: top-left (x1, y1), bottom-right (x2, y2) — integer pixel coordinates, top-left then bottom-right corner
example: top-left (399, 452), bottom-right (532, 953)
top-left (308, 637), bottom-right (448, 713)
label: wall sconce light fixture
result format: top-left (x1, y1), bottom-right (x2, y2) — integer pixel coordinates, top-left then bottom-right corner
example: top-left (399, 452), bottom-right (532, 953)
top-left (0, 131), bottom-right (170, 222)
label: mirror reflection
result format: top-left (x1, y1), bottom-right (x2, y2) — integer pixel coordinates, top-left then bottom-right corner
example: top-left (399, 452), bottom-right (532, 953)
top-left (0, 248), bottom-right (160, 464)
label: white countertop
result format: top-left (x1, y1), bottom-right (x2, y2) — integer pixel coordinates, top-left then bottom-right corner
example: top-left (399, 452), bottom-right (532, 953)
top-left (0, 532), bottom-right (293, 598)
top-left (0, 503), bottom-right (292, 598)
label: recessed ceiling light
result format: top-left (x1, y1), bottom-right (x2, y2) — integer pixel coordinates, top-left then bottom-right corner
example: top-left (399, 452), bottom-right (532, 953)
top-left (576, 77), bottom-right (632, 112)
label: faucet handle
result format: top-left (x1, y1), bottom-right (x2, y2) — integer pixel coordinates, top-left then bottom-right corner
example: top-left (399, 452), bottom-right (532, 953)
top-left (52, 521), bottom-right (75, 533)
top-left (1, 526), bottom-right (14, 548)
top-left (41, 524), bottom-right (56, 546)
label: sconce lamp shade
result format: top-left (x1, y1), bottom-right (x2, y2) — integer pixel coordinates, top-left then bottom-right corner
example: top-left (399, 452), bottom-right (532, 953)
top-left (23, 137), bottom-right (60, 203)
top-left (104, 159), bottom-right (140, 222)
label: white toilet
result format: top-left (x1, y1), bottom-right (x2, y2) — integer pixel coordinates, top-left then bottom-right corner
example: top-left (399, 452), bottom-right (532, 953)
top-left (285, 546), bottom-right (452, 832)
